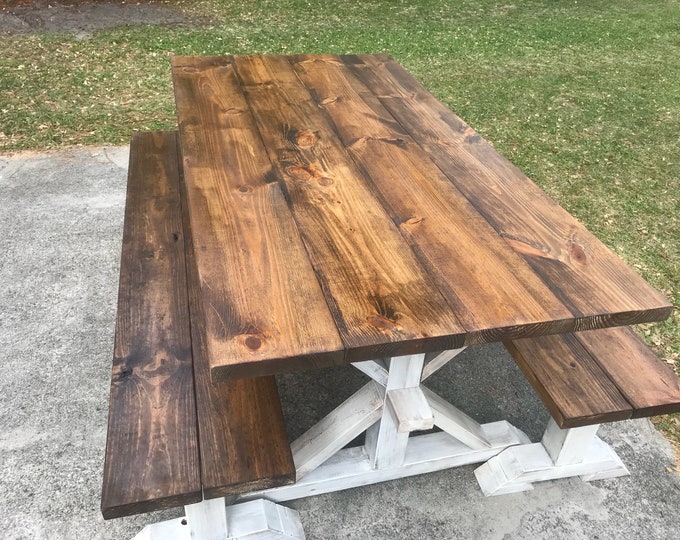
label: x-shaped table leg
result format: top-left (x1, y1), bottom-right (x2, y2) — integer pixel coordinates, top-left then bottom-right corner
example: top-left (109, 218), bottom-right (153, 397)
top-left (242, 349), bottom-right (529, 503)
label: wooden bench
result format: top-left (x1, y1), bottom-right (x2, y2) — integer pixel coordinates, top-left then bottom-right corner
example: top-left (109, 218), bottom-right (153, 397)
top-left (505, 326), bottom-right (680, 428)
top-left (475, 326), bottom-right (680, 495)
top-left (101, 131), bottom-right (295, 521)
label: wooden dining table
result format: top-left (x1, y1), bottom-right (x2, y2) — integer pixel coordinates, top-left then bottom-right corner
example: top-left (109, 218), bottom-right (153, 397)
top-left (171, 53), bottom-right (670, 381)
top-left (135, 53), bottom-right (676, 538)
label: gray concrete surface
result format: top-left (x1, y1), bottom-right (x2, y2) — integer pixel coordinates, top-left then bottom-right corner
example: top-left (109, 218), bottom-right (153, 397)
top-left (0, 1), bottom-right (192, 38)
top-left (1, 145), bottom-right (679, 539)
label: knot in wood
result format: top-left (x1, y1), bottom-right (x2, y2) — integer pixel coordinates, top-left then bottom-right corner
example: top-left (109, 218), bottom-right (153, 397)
top-left (294, 130), bottom-right (319, 148)
top-left (244, 335), bottom-right (263, 350)
top-left (319, 96), bottom-right (339, 107)
top-left (404, 216), bottom-right (424, 226)
top-left (381, 137), bottom-right (407, 148)
top-left (568, 241), bottom-right (588, 266)
top-left (367, 314), bottom-right (398, 331)
top-left (285, 163), bottom-right (315, 181)
top-left (116, 367), bottom-right (133, 382)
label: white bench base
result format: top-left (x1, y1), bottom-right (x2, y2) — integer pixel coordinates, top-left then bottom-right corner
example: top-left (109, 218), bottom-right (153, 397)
top-left (474, 419), bottom-right (629, 496)
top-left (133, 498), bottom-right (305, 540)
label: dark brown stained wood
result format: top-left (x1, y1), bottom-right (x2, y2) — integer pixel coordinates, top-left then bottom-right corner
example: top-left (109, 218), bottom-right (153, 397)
top-left (287, 55), bottom-right (576, 344)
top-left (231, 54), bottom-right (464, 360)
top-left (179, 157), bottom-right (296, 498)
top-left (171, 53), bottom-right (671, 379)
top-left (505, 334), bottom-right (633, 428)
top-left (101, 131), bottom-right (201, 519)
top-left (344, 54), bottom-right (672, 329)
top-left (171, 55), bottom-right (345, 380)
top-left (574, 327), bottom-right (680, 418)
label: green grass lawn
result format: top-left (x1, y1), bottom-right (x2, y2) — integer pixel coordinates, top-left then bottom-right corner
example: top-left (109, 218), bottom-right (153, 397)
top-left (1, 0), bottom-right (678, 442)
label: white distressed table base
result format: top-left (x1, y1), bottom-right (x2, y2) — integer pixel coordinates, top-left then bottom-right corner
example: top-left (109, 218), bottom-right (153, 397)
top-left (133, 517), bottom-right (191, 540)
top-left (241, 349), bottom-right (534, 503)
top-left (242, 421), bottom-right (527, 503)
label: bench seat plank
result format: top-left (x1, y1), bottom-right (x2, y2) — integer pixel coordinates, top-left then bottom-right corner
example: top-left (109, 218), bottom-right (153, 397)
top-left (574, 327), bottom-right (680, 419)
top-left (101, 131), bottom-right (201, 519)
top-left (506, 328), bottom-right (680, 428)
top-left (103, 131), bottom-right (296, 519)
top-left (505, 334), bottom-right (632, 428)
top-left (180, 161), bottom-right (296, 498)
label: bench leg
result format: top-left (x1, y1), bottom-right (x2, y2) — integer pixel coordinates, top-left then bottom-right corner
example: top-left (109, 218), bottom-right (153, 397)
top-left (239, 350), bottom-right (529, 502)
top-left (184, 498), bottom-right (228, 540)
top-left (132, 498), bottom-right (305, 540)
top-left (474, 419), bottom-right (630, 496)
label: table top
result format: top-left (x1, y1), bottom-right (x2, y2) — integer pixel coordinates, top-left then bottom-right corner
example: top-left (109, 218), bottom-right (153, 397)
top-left (170, 54), bottom-right (671, 381)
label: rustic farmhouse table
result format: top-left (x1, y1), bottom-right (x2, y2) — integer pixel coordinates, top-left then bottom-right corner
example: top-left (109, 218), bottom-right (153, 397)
top-left (129, 54), bottom-right (673, 539)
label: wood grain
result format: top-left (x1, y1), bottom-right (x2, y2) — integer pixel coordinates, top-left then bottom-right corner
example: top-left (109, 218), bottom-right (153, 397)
top-left (574, 327), bottom-right (680, 418)
top-left (505, 334), bottom-right (633, 428)
top-left (290, 54), bottom-right (576, 343)
top-left (506, 327), bottom-right (680, 427)
top-left (232, 54), bottom-right (464, 360)
top-left (171, 53), bottom-right (671, 378)
top-left (180, 156), bottom-right (296, 497)
top-left (344, 54), bottom-right (672, 330)
top-left (101, 131), bottom-right (201, 519)
top-left (172, 56), bottom-right (345, 380)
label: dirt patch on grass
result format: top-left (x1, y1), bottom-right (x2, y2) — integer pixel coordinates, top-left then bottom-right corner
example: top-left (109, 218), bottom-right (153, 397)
top-left (0, 0), bottom-right (191, 38)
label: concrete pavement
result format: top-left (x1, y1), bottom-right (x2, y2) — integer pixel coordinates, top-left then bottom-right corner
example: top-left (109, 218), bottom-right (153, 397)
top-left (1, 145), bottom-right (679, 539)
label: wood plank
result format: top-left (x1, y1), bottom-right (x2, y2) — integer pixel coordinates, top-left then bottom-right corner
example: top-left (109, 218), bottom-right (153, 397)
top-left (351, 359), bottom-right (389, 386)
top-left (232, 54), bottom-right (464, 360)
top-left (291, 380), bottom-right (384, 478)
top-left (364, 354), bottom-right (425, 469)
top-left (179, 146), bottom-right (296, 498)
top-left (474, 436), bottom-right (628, 496)
top-left (421, 348), bottom-right (466, 381)
top-left (344, 54), bottom-right (672, 329)
top-left (573, 326), bottom-right (680, 418)
top-left (289, 54), bottom-right (578, 344)
top-left (422, 386), bottom-right (491, 450)
top-left (224, 499), bottom-right (306, 539)
top-left (504, 334), bottom-right (633, 428)
top-left (183, 498), bottom-right (227, 540)
top-left (387, 387), bottom-right (434, 433)
top-left (102, 131), bottom-right (201, 519)
top-left (541, 420), bottom-right (600, 466)
top-left (171, 55), bottom-right (345, 380)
